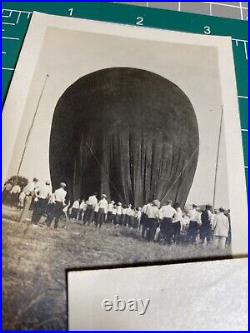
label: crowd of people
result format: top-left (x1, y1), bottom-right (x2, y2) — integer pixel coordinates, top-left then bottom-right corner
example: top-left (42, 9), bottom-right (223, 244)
top-left (3, 177), bottom-right (231, 249)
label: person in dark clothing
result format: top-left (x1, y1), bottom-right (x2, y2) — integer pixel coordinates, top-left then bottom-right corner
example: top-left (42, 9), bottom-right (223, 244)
top-left (145, 200), bottom-right (160, 241)
top-left (83, 193), bottom-right (98, 224)
top-left (200, 205), bottom-right (213, 245)
top-left (159, 200), bottom-right (176, 245)
top-left (172, 203), bottom-right (182, 245)
top-left (95, 194), bottom-right (108, 228)
top-left (31, 181), bottom-right (52, 225)
top-left (187, 204), bottom-right (200, 244)
top-left (45, 195), bottom-right (56, 227)
top-left (50, 182), bottom-right (67, 229)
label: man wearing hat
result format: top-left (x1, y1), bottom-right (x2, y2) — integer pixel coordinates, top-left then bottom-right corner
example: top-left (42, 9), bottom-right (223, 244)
top-left (200, 204), bottom-right (214, 245)
top-left (145, 200), bottom-right (160, 241)
top-left (96, 194), bottom-right (108, 228)
top-left (31, 180), bottom-right (52, 225)
top-left (213, 207), bottom-right (230, 249)
top-left (52, 182), bottom-right (67, 229)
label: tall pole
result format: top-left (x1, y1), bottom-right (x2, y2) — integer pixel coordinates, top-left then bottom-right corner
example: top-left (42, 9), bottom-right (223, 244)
top-left (212, 106), bottom-right (224, 209)
top-left (16, 74), bottom-right (49, 177)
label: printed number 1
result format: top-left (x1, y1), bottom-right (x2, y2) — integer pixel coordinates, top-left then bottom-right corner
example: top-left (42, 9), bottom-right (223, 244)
top-left (204, 26), bottom-right (211, 35)
top-left (68, 8), bottom-right (74, 16)
top-left (136, 17), bottom-right (144, 26)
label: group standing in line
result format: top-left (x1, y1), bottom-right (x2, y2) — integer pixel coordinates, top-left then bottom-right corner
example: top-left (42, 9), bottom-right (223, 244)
top-left (3, 178), bottom-right (231, 249)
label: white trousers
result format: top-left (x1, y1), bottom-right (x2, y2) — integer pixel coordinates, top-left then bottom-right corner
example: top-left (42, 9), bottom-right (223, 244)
top-left (214, 236), bottom-right (227, 249)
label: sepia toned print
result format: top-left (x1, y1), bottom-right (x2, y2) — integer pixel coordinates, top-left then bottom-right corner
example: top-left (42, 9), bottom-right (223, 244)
top-left (2, 13), bottom-right (247, 330)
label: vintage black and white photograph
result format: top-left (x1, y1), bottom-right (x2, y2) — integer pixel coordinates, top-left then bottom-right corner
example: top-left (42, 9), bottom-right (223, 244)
top-left (2, 13), bottom-right (247, 329)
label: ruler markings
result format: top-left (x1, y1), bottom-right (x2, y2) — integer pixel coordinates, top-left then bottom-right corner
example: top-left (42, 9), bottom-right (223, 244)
top-left (209, 3), bottom-right (212, 16)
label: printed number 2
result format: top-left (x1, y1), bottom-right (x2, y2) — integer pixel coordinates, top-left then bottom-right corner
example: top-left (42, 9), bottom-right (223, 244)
top-left (136, 17), bottom-right (144, 26)
top-left (68, 8), bottom-right (74, 16)
top-left (204, 26), bottom-right (211, 35)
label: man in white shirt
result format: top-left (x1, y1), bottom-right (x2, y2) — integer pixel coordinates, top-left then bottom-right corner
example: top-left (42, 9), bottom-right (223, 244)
top-left (83, 193), bottom-right (98, 224)
top-left (134, 207), bottom-right (142, 230)
top-left (20, 177), bottom-right (39, 223)
top-left (52, 182), bottom-right (67, 229)
top-left (115, 202), bottom-right (123, 225)
top-left (159, 200), bottom-right (176, 245)
top-left (107, 200), bottom-right (115, 224)
top-left (187, 204), bottom-right (200, 244)
top-left (213, 207), bottom-right (230, 249)
top-left (27, 177), bottom-right (40, 211)
top-left (172, 203), bottom-right (183, 244)
top-left (78, 199), bottom-right (87, 222)
top-left (96, 194), bottom-right (108, 228)
top-left (31, 181), bottom-right (52, 225)
top-left (23, 177), bottom-right (39, 195)
top-left (10, 183), bottom-right (21, 207)
top-left (145, 200), bottom-right (160, 241)
top-left (125, 204), bottom-right (133, 227)
top-left (141, 202), bottom-right (151, 238)
top-left (45, 193), bottom-right (56, 227)
top-left (112, 205), bottom-right (118, 225)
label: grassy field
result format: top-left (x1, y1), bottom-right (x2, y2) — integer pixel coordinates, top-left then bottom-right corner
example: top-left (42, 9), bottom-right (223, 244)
top-left (2, 206), bottom-right (230, 330)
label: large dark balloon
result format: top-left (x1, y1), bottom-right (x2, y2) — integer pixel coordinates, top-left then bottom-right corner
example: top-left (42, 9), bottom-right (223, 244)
top-left (50, 67), bottom-right (199, 207)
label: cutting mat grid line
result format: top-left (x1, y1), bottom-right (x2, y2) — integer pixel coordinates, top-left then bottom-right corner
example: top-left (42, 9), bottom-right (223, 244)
top-left (1, 2), bottom-right (248, 176)
top-left (116, 2), bottom-right (248, 20)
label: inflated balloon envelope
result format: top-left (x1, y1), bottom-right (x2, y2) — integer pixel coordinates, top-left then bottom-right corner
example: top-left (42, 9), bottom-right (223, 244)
top-left (1, 12), bottom-right (248, 330)
top-left (51, 67), bottom-right (199, 207)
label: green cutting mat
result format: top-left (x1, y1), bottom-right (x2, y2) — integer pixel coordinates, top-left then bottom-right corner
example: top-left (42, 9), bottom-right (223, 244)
top-left (2, 2), bottom-right (248, 181)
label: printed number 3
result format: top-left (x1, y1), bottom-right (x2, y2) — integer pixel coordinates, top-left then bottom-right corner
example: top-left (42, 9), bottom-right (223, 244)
top-left (204, 26), bottom-right (211, 35)
top-left (136, 17), bottom-right (144, 26)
